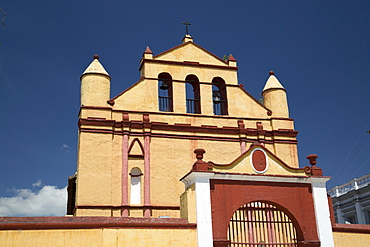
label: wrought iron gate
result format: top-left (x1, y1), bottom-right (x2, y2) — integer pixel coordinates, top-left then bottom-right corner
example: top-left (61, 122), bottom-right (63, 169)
top-left (228, 201), bottom-right (298, 247)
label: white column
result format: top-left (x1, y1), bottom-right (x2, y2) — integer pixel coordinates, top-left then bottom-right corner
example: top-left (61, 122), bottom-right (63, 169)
top-left (355, 199), bottom-right (365, 224)
top-left (193, 173), bottom-right (214, 247)
top-left (310, 177), bottom-right (334, 247)
top-left (336, 205), bottom-right (345, 224)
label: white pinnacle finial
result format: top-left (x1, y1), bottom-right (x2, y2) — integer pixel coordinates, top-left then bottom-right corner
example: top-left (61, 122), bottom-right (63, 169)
top-left (82, 54), bottom-right (110, 78)
top-left (262, 71), bottom-right (285, 92)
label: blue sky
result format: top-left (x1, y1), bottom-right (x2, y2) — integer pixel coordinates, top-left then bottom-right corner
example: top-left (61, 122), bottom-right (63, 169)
top-left (1, 1), bottom-right (370, 216)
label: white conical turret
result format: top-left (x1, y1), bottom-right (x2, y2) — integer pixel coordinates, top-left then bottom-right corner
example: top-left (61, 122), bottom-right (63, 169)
top-left (262, 71), bottom-right (289, 118)
top-left (80, 55), bottom-right (111, 107)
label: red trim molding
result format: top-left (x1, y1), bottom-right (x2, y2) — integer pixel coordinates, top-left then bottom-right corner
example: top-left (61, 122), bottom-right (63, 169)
top-left (78, 118), bottom-right (115, 127)
top-left (79, 128), bottom-right (298, 144)
top-left (81, 106), bottom-right (112, 110)
top-left (73, 205), bottom-right (180, 217)
top-left (0, 217), bottom-right (195, 230)
top-left (79, 118), bottom-right (298, 138)
top-left (81, 106), bottom-right (294, 122)
top-left (332, 223), bottom-right (370, 234)
top-left (76, 205), bottom-right (180, 210)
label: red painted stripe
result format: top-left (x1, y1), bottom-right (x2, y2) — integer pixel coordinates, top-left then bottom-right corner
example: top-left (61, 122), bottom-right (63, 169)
top-left (0, 217), bottom-right (196, 230)
top-left (332, 223), bottom-right (370, 234)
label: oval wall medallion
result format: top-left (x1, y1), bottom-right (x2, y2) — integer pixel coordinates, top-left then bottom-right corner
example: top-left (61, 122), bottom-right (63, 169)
top-left (251, 149), bottom-right (268, 173)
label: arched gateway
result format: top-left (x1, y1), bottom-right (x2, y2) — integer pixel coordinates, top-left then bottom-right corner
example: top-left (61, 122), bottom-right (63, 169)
top-left (228, 201), bottom-right (298, 246)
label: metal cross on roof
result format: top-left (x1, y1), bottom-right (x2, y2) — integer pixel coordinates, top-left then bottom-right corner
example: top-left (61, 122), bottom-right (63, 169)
top-left (182, 20), bottom-right (191, 35)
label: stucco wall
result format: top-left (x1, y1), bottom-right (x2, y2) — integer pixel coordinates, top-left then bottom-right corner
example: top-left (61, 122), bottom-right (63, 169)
top-left (0, 228), bottom-right (197, 247)
top-left (333, 231), bottom-right (370, 246)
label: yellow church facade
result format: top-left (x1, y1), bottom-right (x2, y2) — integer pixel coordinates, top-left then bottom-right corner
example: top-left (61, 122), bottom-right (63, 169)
top-left (74, 34), bottom-right (298, 219)
top-left (1, 35), bottom-right (370, 247)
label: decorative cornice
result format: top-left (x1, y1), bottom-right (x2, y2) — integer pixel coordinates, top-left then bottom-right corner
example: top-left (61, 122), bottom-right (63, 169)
top-left (180, 170), bottom-right (330, 188)
top-left (139, 59), bottom-right (238, 71)
top-left (80, 107), bottom-right (294, 122)
top-left (79, 127), bottom-right (298, 144)
top-left (153, 41), bottom-right (228, 65)
top-left (79, 118), bottom-right (298, 139)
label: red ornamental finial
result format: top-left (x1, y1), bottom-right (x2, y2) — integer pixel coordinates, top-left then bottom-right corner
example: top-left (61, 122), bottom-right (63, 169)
top-left (306, 154), bottom-right (323, 176)
top-left (144, 46), bottom-right (153, 54)
top-left (194, 149), bottom-right (206, 161)
top-left (306, 154), bottom-right (318, 166)
top-left (192, 149), bottom-right (209, 171)
top-left (228, 54), bottom-right (237, 62)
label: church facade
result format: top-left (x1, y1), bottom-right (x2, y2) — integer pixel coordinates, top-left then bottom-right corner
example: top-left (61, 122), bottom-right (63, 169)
top-left (1, 35), bottom-right (370, 246)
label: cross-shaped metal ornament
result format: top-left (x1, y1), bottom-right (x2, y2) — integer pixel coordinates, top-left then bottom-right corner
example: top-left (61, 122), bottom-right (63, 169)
top-left (182, 20), bottom-right (191, 35)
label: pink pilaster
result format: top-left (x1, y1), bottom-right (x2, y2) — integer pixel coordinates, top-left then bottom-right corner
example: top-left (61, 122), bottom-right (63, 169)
top-left (238, 120), bottom-right (246, 154)
top-left (121, 133), bottom-right (129, 217)
top-left (240, 140), bottom-right (246, 154)
top-left (144, 134), bottom-right (151, 217)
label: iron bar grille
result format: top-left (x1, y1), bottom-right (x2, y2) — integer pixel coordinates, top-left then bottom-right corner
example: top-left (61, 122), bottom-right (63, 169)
top-left (159, 96), bottom-right (173, 112)
top-left (186, 99), bottom-right (201, 114)
top-left (213, 100), bottom-right (227, 115)
top-left (228, 202), bottom-right (298, 247)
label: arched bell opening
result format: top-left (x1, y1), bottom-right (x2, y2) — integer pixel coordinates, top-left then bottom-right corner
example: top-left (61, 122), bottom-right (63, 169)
top-left (158, 73), bottom-right (173, 112)
top-left (227, 201), bottom-right (303, 247)
top-left (212, 77), bottom-right (228, 115)
top-left (185, 74), bottom-right (201, 114)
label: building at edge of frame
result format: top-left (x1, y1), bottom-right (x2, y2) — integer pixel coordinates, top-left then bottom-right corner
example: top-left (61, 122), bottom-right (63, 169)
top-left (1, 34), bottom-right (370, 247)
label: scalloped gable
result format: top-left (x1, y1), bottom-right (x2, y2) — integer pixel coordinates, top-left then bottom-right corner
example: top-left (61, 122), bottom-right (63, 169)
top-left (154, 42), bottom-right (228, 66)
top-left (210, 144), bottom-right (308, 176)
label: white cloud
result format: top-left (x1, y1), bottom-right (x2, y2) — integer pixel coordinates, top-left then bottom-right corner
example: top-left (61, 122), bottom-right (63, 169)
top-left (0, 185), bottom-right (67, 216)
top-left (60, 144), bottom-right (70, 152)
top-left (32, 179), bottom-right (42, 187)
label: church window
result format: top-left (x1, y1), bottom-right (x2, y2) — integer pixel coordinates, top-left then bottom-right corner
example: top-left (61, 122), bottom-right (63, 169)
top-left (185, 75), bottom-right (201, 114)
top-left (158, 73), bottom-right (173, 112)
top-left (212, 77), bottom-right (228, 115)
top-left (130, 167), bottom-right (142, 205)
